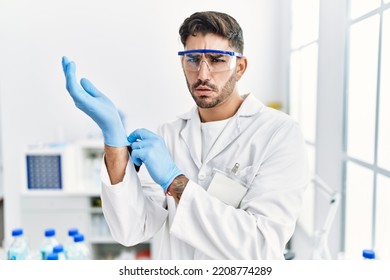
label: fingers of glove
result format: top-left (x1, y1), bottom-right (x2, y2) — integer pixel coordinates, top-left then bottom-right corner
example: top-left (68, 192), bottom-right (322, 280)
top-left (62, 56), bottom-right (71, 75)
top-left (128, 146), bottom-right (141, 170)
top-left (130, 146), bottom-right (166, 186)
top-left (62, 59), bottom-right (86, 102)
top-left (129, 148), bottom-right (143, 167)
top-left (129, 140), bottom-right (142, 151)
top-left (130, 140), bottom-right (157, 158)
top-left (130, 139), bottom-right (164, 167)
top-left (80, 78), bottom-right (105, 98)
top-left (127, 128), bottom-right (159, 144)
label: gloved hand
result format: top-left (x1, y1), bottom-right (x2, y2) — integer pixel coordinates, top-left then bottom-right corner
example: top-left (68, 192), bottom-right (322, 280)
top-left (128, 128), bottom-right (182, 192)
top-left (62, 56), bottom-right (129, 147)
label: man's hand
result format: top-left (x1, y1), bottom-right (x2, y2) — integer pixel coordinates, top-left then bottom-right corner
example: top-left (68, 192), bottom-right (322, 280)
top-left (128, 128), bottom-right (182, 192)
top-left (62, 56), bottom-right (129, 147)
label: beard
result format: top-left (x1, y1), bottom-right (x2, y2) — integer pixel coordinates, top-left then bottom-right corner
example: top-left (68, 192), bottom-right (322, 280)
top-left (186, 72), bottom-right (237, 109)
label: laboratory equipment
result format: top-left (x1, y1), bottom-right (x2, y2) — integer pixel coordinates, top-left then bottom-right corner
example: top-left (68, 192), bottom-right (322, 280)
top-left (24, 143), bottom-right (77, 192)
top-left (66, 233), bottom-right (90, 260)
top-left (64, 228), bottom-right (78, 258)
top-left (310, 175), bottom-right (340, 260)
top-left (40, 228), bottom-right (60, 260)
top-left (53, 244), bottom-right (66, 260)
top-left (7, 228), bottom-right (30, 260)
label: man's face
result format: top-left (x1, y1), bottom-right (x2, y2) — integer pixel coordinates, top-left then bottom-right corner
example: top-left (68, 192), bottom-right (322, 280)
top-left (181, 33), bottom-right (239, 109)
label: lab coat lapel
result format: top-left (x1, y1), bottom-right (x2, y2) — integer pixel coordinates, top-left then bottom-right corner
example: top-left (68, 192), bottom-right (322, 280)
top-left (203, 94), bottom-right (261, 164)
top-left (179, 107), bottom-right (202, 169)
top-left (203, 117), bottom-right (240, 164)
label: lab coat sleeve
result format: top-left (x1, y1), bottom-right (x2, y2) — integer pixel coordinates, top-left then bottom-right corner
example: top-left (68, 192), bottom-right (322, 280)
top-left (170, 121), bottom-right (309, 259)
top-left (100, 156), bottom-right (168, 247)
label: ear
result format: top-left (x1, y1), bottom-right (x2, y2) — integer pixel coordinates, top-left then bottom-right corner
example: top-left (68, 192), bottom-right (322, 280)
top-left (235, 56), bottom-right (248, 81)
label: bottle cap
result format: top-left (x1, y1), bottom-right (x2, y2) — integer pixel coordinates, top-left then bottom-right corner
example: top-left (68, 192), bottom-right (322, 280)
top-left (53, 244), bottom-right (64, 253)
top-left (12, 228), bottom-right (23, 237)
top-left (68, 228), bottom-right (79, 236)
top-left (362, 249), bottom-right (375, 259)
top-left (47, 253), bottom-right (59, 260)
top-left (45, 228), bottom-right (56, 237)
top-left (74, 234), bottom-right (85, 243)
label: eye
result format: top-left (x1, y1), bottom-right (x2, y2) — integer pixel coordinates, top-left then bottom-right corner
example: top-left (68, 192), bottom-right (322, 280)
top-left (207, 54), bottom-right (226, 63)
top-left (186, 54), bottom-right (201, 63)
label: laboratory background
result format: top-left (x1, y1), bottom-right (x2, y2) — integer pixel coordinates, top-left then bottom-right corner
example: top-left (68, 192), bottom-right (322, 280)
top-left (0, 0), bottom-right (389, 260)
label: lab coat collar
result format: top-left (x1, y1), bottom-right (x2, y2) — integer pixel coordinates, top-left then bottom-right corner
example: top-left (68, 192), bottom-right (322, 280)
top-left (179, 107), bottom-right (202, 169)
top-left (178, 93), bottom-right (264, 168)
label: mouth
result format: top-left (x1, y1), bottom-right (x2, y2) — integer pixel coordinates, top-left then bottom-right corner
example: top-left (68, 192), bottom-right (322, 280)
top-left (194, 86), bottom-right (214, 96)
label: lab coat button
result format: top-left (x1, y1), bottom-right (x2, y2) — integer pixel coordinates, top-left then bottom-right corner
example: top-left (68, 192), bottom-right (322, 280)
top-left (198, 173), bottom-right (206, 180)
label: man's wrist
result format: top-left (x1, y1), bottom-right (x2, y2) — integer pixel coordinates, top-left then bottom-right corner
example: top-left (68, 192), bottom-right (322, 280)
top-left (104, 145), bottom-right (129, 185)
top-left (167, 175), bottom-right (189, 203)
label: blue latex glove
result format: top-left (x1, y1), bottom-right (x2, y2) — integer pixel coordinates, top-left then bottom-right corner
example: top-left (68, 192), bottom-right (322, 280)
top-left (128, 128), bottom-right (182, 192)
top-left (62, 56), bottom-right (129, 147)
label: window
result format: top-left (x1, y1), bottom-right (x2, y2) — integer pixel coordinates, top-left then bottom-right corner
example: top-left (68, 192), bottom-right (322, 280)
top-left (343, 0), bottom-right (390, 259)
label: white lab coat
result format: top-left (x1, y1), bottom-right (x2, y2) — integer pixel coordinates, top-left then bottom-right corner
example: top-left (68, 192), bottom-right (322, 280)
top-left (101, 93), bottom-right (309, 260)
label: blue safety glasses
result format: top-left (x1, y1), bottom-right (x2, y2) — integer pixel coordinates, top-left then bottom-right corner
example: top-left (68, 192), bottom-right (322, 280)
top-left (178, 49), bottom-right (243, 73)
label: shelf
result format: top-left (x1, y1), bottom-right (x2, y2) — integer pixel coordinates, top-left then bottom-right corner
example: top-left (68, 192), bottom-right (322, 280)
top-left (90, 236), bottom-right (117, 244)
top-left (89, 208), bottom-right (103, 214)
top-left (21, 189), bottom-right (101, 197)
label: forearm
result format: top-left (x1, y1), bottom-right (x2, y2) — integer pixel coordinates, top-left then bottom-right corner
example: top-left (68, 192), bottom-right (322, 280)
top-left (167, 175), bottom-right (189, 203)
top-left (170, 181), bottom-right (292, 259)
top-left (104, 145), bottom-right (129, 185)
top-left (101, 165), bottom-right (169, 246)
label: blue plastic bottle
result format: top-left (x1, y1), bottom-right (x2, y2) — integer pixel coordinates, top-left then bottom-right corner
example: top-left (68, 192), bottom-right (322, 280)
top-left (53, 244), bottom-right (66, 260)
top-left (40, 228), bottom-right (59, 260)
top-left (66, 233), bottom-right (91, 260)
top-left (7, 228), bottom-right (30, 260)
top-left (64, 228), bottom-right (78, 259)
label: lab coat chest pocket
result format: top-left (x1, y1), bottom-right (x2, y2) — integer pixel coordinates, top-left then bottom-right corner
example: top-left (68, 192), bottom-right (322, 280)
top-left (206, 165), bottom-right (256, 208)
top-left (235, 165), bottom-right (256, 186)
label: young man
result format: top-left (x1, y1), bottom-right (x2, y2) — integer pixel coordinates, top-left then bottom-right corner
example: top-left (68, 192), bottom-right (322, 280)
top-left (62, 11), bottom-right (309, 259)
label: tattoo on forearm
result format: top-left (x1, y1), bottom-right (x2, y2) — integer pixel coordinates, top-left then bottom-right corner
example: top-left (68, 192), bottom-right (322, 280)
top-left (168, 175), bottom-right (189, 202)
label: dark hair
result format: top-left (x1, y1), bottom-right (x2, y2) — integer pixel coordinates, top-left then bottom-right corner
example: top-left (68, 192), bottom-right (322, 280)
top-left (179, 11), bottom-right (244, 54)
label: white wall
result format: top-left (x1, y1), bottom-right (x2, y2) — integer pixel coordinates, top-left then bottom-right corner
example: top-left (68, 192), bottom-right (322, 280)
top-left (0, 0), bottom-right (286, 245)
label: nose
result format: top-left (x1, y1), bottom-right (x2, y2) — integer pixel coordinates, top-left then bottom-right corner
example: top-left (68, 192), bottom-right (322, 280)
top-left (197, 60), bottom-right (211, 80)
